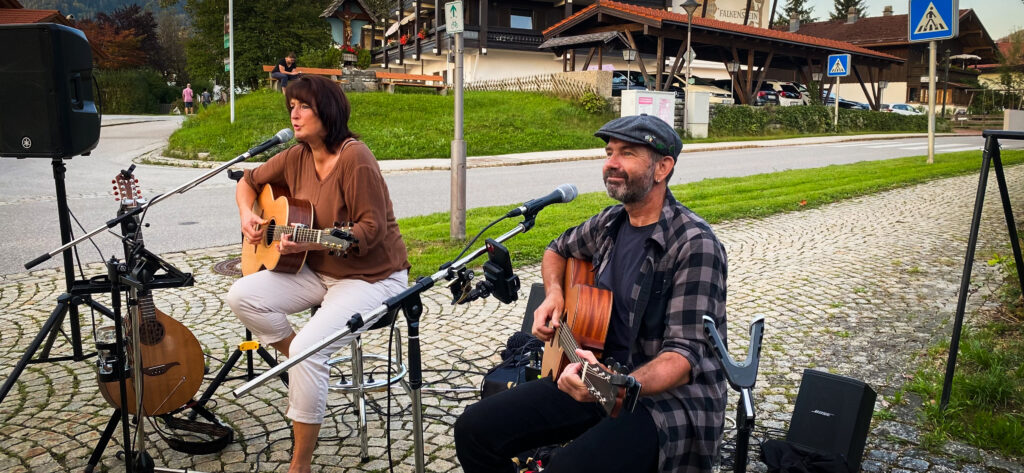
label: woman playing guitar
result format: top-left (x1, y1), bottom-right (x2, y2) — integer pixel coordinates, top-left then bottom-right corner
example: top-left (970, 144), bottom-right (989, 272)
top-left (226, 75), bottom-right (410, 473)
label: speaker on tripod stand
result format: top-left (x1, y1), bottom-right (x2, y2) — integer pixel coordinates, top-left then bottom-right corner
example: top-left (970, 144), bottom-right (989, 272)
top-left (0, 22), bottom-right (100, 159)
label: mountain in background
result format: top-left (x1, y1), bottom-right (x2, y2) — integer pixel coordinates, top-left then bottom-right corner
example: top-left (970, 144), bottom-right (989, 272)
top-left (19, 0), bottom-right (183, 20)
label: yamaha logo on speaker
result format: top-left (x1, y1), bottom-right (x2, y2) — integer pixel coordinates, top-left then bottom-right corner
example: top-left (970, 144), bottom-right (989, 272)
top-left (810, 409), bottom-right (835, 417)
top-left (21, 137), bottom-right (31, 149)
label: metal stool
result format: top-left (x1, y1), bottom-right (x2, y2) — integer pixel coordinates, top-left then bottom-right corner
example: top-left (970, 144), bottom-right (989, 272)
top-left (325, 312), bottom-right (409, 461)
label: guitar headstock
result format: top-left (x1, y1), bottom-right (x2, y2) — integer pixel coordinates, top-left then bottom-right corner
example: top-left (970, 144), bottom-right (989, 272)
top-left (113, 169), bottom-right (142, 210)
top-left (325, 223), bottom-right (357, 256)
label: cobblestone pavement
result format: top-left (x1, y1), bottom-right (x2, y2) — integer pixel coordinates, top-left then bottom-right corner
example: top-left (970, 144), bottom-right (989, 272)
top-left (2, 165), bottom-right (1024, 473)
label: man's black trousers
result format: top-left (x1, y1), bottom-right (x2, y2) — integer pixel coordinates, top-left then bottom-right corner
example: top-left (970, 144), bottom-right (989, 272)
top-left (454, 378), bottom-right (659, 473)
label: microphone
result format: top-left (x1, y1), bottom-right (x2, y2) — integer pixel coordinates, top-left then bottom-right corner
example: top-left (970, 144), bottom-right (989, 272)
top-left (506, 184), bottom-right (578, 218)
top-left (243, 128), bottom-right (294, 159)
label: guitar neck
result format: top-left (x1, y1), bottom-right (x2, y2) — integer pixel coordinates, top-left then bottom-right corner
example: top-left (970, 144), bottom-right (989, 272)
top-left (269, 224), bottom-right (328, 245)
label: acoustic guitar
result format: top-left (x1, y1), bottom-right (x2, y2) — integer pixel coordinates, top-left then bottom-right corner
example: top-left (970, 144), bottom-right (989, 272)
top-left (240, 184), bottom-right (354, 276)
top-left (540, 258), bottom-right (641, 417)
top-left (97, 172), bottom-right (206, 416)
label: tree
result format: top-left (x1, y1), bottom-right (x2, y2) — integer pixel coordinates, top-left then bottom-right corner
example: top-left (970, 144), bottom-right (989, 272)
top-left (156, 8), bottom-right (189, 83)
top-left (96, 4), bottom-right (165, 73)
top-left (184, 0), bottom-right (332, 89)
top-left (772, 0), bottom-right (817, 28)
top-left (829, 0), bottom-right (868, 21)
top-left (74, 19), bottom-right (147, 69)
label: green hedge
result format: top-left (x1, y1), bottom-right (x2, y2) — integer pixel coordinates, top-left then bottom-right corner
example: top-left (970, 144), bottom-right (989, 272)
top-left (710, 105), bottom-right (950, 137)
top-left (95, 68), bottom-right (179, 114)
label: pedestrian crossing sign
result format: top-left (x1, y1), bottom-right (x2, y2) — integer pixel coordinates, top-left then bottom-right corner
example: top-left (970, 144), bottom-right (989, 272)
top-left (826, 54), bottom-right (850, 77)
top-left (909, 0), bottom-right (958, 42)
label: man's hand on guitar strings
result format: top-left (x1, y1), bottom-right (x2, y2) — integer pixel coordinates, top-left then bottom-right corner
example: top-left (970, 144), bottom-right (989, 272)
top-left (530, 294), bottom-right (564, 342)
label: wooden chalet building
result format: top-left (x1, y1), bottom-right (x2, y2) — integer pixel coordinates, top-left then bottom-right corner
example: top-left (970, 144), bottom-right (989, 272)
top-left (783, 6), bottom-right (999, 107)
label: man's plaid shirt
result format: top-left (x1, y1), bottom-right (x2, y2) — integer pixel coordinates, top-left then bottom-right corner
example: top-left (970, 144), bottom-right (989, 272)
top-left (547, 190), bottom-right (728, 473)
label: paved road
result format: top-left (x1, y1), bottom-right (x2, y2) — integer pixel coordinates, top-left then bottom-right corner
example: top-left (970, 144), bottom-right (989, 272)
top-left (2, 158), bottom-right (1022, 472)
top-left (1, 118), bottom-right (1020, 276)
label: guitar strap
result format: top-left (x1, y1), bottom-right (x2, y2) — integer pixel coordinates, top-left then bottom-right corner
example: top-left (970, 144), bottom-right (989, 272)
top-left (157, 411), bottom-right (234, 455)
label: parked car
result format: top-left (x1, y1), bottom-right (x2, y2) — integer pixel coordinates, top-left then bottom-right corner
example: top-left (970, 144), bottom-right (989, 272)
top-left (754, 83), bottom-right (780, 106)
top-left (661, 74), bottom-right (734, 104)
top-left (765, 80), bottom-right (808, 106)
top-left (885, 103), bottom-right (923, 115)
top-left (611, 70), bottom-right (647, 97)
top-left (824, 94), bottom-right (868, 110)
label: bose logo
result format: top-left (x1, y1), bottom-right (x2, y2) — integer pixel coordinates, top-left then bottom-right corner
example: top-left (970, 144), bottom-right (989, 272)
top-left (811, 409), bottom-right (835, 417)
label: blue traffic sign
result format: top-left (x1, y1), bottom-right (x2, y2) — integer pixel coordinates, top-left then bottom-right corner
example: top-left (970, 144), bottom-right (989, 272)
top-left (826, 54), bottom-right (851, 77)
top-left (908, 0), bottom-right (959, 42)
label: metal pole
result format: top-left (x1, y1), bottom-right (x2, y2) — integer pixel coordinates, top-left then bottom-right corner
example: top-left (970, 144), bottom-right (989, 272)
top-left (928, 40), bottom-right (936, 164)
top-left (942, 49), bottom-right (950, 117)
top-left (834, 76), bottom-right (839, 129)
top-left (450, 31), bottom-right (466, 240)
top-left (229, 0), bottom-right (235, 124)
top-left (685, 19), bottom-right (692, 137)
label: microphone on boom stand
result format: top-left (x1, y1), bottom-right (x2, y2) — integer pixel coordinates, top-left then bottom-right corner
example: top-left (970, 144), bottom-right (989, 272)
top-left (243, 128), bottom-right (294, 159)
top-left (505, 183), bottom-right (579, 218)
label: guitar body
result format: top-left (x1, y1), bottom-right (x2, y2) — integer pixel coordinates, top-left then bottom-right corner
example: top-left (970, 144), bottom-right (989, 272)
top-left (241, 184), bottom-right (314, 276)
top-left (540, 258), bottom-right (613, 381)
top-left (97, 302), bottom-right (205, 416)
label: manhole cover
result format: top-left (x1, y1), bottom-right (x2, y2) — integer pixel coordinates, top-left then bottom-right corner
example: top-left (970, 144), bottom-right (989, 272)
top-left (213, 257), bottom-right (242, 277)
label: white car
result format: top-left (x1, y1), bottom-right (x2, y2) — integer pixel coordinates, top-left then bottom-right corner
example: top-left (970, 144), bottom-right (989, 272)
top-left (885, 103), bottom-right (923, 115)
top-left (765, 80), bottom-right (808, 106)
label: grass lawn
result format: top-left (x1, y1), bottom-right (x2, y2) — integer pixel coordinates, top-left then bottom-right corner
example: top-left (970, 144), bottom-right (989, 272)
top-left (167, 89), bottom-right (615, 161)
top-left (401, 149), bottom-right (1024, 279)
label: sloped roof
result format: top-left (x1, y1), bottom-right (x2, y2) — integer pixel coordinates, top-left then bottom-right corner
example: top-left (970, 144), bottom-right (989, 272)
top-left (320, 0), bottom-right (375, 20)
top-left (538, 31), bottom-right (625, 51)
top-left (0, 0), bottom-right (24, 8)
top-left (0, 8), bottom-right (71, 26)
top-left (543, 0), bottom-right (902, 63)
top-left (790, 10), bottom-right (974, 46)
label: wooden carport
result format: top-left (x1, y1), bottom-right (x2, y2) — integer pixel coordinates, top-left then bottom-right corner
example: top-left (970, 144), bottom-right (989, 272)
top-left (540, 0), bottom-right (903, 110)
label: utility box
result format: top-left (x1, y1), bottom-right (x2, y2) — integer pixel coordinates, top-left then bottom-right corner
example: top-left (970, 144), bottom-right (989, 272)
top-left (686, 91), bottom-right (710, 139)
top-left (621, 89), bottom-right (677, 128)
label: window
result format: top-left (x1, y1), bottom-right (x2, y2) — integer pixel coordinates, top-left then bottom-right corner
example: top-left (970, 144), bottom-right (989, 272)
top-left (510, 8), bottom-right (532, 29)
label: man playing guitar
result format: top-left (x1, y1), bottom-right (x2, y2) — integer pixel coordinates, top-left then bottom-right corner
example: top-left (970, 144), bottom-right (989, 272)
top-left (455, 114), bottom-right (729, 473)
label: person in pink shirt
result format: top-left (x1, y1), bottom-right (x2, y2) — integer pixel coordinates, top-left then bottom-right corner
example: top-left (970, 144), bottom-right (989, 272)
top-left (182, 83), bottom-right (194, 115)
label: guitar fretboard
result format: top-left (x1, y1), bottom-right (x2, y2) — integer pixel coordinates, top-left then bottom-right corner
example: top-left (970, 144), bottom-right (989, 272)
top-left (268, 224), bottom-right (324, 244)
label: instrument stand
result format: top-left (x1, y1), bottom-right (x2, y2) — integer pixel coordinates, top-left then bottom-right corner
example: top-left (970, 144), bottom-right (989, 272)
top-left (941, 130), bottom-right (1024, 409)
top-left (703, 315), bottom-right (764, 473)
top-left (192, 329), bottom-right (289, 414)
top-left (0, 158), bottom-right (113, 405)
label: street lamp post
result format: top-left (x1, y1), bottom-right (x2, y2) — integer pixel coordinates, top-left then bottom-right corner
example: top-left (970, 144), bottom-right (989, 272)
top-left (623, 48), bottom-right (637, 91)
top-left (682, 0), bottom-right (700, 86)
top-left (811, 71), bottom-right (822, 105)
top-left (726, 60), bottom-right (739, 102)
top-left (942, 48), bottom-right (950, 116)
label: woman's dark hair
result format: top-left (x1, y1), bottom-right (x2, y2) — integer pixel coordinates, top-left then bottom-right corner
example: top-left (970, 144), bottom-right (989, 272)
top-left (284, 75), bottom-right (358, 153)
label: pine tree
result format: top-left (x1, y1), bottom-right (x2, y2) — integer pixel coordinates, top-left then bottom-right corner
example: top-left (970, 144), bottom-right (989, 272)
top-left (772, 0), bottom-right (817, 28)
top-left (829, 0), bottom-right (868, 21)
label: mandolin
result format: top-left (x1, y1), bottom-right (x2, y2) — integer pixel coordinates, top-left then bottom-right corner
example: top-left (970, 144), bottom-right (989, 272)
top-left (540, 258), bottom-right (641, 417)
top-left (240, 184), bottom-right (355, 276)
top-left (96, 172), bottom-right (206, 416)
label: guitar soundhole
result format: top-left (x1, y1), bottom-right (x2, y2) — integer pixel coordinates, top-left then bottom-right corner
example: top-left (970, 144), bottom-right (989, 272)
top-left (264, 219), bottom-right (276, 246)
top-left (138, 320), bottom-right (165, 345)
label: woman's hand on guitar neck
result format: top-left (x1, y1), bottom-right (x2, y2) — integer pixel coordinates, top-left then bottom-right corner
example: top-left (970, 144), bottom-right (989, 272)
top-left (557, 349), bottom-right (601, 403)
top-left (278, 233), bottom-right (323, 255)
top-left (240, 210), bottom-right (268, 244)
top-left (531, 293), bottom-right (564, 342)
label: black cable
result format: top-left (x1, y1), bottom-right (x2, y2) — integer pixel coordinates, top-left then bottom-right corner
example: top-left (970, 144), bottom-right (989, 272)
top-left (440, 214), bottom-right (508, 270)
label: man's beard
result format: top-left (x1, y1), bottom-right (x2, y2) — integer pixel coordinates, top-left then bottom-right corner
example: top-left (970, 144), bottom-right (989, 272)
top-left (604, 162), bottom-right (655, 204)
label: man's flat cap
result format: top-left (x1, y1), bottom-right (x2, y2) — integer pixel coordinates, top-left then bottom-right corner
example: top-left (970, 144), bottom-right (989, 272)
top-left (594, 114), bottom-right (682, 159)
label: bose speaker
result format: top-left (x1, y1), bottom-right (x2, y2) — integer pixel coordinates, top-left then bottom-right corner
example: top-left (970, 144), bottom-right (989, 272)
top-left (786, 369), bottom-right (876, 472)
top-left (0, 23), bottom-right (99, 159)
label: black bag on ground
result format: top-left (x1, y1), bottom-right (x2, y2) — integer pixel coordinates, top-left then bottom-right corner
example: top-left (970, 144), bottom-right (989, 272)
top-left (481, 331), bottom-right (543, 399)
top-left (760, 439), bottom-right (852, 473)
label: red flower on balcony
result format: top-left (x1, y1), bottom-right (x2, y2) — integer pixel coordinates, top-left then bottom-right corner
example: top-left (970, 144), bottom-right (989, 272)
top-left (341, 44), bottom-right (356, 54)
top-left (400, 34), bottom-right (409, 45)
top-left (417, 29), bottom-right (426, 39)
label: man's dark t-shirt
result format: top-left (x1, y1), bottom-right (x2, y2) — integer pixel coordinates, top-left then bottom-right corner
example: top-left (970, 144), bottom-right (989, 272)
top-left (595, 220), bottom-right (656, 368)
top-left (273, 58), bottom-right (296, 73)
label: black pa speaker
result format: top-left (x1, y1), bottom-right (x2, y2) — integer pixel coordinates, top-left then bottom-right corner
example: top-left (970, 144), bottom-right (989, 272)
top-left (786, 369), bottom-right (876, 472)
top-left (0, 23), bottom-right (99, 159)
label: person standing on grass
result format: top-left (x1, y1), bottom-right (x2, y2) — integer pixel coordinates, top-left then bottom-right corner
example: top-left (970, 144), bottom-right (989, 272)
top-left (182, 83), bottom-right (194, 115)
top-left (201, 89), bottom-right (212, 110)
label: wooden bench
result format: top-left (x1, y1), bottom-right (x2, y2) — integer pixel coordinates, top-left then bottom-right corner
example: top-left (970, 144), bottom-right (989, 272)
top-left (375, 71), bottom-right (447, 95)
top-left (262, 65), bottom-right (346, 90)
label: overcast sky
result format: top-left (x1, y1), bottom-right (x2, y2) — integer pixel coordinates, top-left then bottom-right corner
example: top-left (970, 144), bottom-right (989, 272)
top-left (801, 0), bottom-right (1023, 39)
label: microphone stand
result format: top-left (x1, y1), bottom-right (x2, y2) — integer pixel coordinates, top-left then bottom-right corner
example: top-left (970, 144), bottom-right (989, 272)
top-left (24, 148), bottom-right (268, 270)
top-left (233, 213), bottom-right (539, 473)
